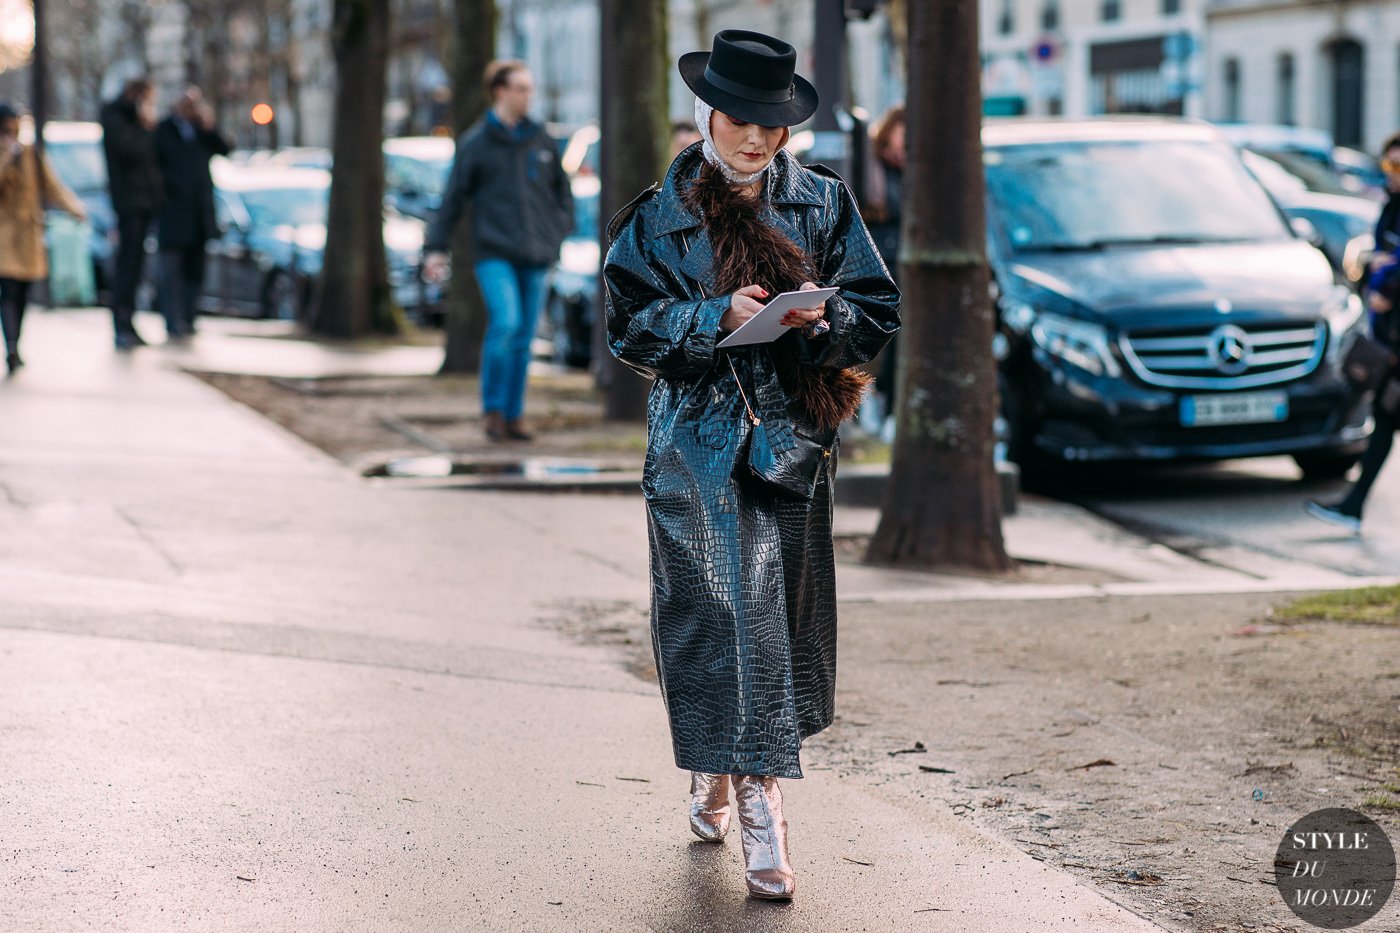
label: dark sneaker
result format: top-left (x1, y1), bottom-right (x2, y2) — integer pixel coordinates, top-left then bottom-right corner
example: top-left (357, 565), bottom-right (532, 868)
top-left (1304, 500), bottom-right (1361, 534)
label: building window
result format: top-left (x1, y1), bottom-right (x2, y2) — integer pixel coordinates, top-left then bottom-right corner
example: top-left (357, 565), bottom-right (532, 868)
top-left (1162, 0), bottom-right (1180, 13)
top-left (1041, 0), bottom-right (1060, 31)
top-left (1329, 38), bottom-right (1365, 148)
top-left (1101, 0), bottom-right (1121, 22)
top-left (1277, 53), bottom-right (1296, 125)
top-left (998, 0), bottom-right (1014, 36)
top-left (1090, 37), bottom-right (1181, 115)
top-left (1223, 58), bottom-right (1241, 122)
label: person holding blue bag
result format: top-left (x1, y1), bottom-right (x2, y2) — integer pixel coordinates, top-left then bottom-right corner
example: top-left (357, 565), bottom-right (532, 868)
top-left (0, 102), bottom-right (87, 375)
top-left (1307, 132), bottom-right (1400, 532)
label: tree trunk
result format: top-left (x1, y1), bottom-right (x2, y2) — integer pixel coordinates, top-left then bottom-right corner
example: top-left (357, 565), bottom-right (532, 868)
top-left (596, 0), bottom-right (668, 421)
top-left (437, 0), bottom-right (497, 375)
top-left (865, 0), bottom-right (1010, 572)
top-left (281, 0), bottom-right (306, 147)
top-left (313, 0), bottom-right (397, 338)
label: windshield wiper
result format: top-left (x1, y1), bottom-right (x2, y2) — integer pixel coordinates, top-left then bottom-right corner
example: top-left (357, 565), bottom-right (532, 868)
top-left (1020, 241), bottom-right (1109, 252)
top-left (1021, 234), bottom-right (1254, 253)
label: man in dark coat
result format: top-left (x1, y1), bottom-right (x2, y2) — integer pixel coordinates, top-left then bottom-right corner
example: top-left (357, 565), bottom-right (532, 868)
top-left (424, 60), bottom-right (572, 442)
top-left (100, 78), bottom-right (163, 349)
top-left (154, 87), bottom-right (230, 339)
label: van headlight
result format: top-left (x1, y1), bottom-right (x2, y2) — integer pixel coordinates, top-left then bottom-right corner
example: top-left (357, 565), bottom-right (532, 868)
top-left (1324, 288), bottom-right (1366, 365)
top-left (1324, 288), bottom-right (1364, 335)
top-left (1029, 310), bottom-right (1121, 377)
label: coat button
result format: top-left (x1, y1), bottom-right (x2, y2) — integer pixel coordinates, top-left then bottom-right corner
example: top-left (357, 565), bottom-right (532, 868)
top-left (706, 432), bottom-right (729, 450)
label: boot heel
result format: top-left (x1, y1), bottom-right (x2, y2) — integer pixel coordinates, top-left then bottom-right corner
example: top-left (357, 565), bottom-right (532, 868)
top-left (688, 772), bottom-right (731, 841)
top-left (732, 775), bottom-right (796, 899)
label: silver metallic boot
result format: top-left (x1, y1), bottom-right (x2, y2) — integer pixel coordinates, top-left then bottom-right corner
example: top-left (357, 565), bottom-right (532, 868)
top-left (731, 774), bottom-right (796, 899)
top-left (688, 772), bottom-right (731, 842)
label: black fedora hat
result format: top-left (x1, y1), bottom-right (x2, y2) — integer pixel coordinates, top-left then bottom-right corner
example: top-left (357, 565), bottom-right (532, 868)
top-left (679, 30), bottom-right (818, 128)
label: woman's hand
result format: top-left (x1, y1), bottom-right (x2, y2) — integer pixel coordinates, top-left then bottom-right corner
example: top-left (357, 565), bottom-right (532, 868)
top-left (782, 281), bottom-right (827, 329)
top-left (720, 284), bottom-right (768, 333)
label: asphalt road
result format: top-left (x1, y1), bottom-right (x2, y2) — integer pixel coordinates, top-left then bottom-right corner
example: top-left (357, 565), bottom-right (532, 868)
top-left (1040, 453), bottom-right (1400, 580)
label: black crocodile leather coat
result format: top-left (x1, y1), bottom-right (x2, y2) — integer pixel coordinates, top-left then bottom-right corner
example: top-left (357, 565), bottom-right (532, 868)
top-left (603, 145), bottom-right (900, 779)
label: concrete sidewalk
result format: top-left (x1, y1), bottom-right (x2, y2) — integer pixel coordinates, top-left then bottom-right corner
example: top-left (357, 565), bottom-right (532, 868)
top-left (0, 309), bottom-right (1176, 931)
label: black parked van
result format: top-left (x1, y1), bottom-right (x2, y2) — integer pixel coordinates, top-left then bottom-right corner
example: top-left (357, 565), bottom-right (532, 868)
top-left (985, 118), bottom-right (1372, 478)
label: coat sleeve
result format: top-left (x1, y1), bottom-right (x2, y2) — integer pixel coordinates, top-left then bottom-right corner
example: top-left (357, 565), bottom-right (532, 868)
top-left (798, 176), bottom-right (901, 369)
top-left (426, 133), bottom-right (479, 252)
top-left (202, 127), bottom-right (232, 157)
top-left (603, 201), bottom-right (729, 380)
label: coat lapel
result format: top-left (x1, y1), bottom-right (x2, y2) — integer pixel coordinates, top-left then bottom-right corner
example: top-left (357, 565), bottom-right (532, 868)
top-left (679, 227), bottom-right (715, 291)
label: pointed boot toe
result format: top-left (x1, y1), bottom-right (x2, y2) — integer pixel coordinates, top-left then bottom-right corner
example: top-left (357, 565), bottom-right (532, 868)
top-left (733, 774), bottom-right (796, 898)
top-left (744, 867), bottom-right (796, 900)
top-left (688, 771), bottom-right (731, 841)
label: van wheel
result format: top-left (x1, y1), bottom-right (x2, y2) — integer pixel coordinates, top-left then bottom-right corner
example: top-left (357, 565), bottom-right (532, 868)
top-left (1293, 451), bottom-right (1358, 480)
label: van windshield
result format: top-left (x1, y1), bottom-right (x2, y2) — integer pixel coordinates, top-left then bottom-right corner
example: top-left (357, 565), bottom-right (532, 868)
top-left (985, 139), bottom-right (1291, 252)
top-left (45, 140), bottom-right (107, 194)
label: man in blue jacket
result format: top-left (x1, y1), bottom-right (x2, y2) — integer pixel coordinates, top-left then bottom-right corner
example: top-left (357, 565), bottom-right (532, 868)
top-left (425, 60), bottom-right (573, 442)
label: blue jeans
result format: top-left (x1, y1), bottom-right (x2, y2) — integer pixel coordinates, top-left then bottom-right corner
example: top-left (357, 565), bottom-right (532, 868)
top-left (474, 258), bottom-right (548, 421)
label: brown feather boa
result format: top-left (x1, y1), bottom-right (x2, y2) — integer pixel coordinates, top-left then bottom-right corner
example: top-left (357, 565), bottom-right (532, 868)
top-left (683, 162), bottom-right (872, 431)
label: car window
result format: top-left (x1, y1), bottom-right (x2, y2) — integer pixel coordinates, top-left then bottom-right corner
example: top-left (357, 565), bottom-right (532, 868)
top-left (238, 187), bottom-right (328, 228)
top-left (985, 139), bottom-right (1291, 251)
top-left (1247, 148), bottom-right (1352, 197)
top-left (215, 191), bottom-right (249, 231)
top-left (385, 153), bottom-right (452, 199)
top-left (44, 140), bottom-right (107, 193)
top-left (1241, 149), bottom-right (1308, 199)
top-left (572, 189), bottom-right (598, 239)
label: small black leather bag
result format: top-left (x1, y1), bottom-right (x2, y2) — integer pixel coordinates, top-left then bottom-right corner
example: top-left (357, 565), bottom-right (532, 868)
top-left (1341, 334), bottom-right (1395, 392)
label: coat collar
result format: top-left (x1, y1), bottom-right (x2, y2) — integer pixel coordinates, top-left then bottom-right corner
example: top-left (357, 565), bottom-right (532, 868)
top-left (650, 144), bottom-right (826, 237)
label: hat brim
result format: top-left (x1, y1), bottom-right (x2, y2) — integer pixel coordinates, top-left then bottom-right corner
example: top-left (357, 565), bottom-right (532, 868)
top-left (678, 51), bottom-right (819, 128)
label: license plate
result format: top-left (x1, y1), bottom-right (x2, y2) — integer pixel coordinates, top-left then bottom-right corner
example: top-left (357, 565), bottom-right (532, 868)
top-left (1180, 391), bottom-right (1289, 427)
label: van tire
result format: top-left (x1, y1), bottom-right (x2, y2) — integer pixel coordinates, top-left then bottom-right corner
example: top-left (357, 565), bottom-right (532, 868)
top-left (1293, 450), bottom-right (1359, 480)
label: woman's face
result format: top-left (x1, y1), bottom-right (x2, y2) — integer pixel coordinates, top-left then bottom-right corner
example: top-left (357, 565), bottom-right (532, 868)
top-left (709, 111), bottom-right (788, 175)
top-left (881, 122), bottom-right (906, 169)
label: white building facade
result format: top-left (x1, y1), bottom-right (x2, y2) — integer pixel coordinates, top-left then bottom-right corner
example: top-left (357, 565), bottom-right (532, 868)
top-left (978, 0), bottom-right (1208, 118)
top-left (1204, 0), bottom-right (1399, 154)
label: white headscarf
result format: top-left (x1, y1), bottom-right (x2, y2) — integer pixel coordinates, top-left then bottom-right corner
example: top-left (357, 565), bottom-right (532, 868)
top-left (694, 97), bottom-right (769, 187)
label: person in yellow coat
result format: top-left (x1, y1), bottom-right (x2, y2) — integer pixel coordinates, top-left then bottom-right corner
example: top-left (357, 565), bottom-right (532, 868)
top-left (0, 103), bottom-right (87, 375)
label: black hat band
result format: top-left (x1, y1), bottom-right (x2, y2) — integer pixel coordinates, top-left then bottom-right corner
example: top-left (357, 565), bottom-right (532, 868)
top-left (703, 64), bottom-right (795, 104)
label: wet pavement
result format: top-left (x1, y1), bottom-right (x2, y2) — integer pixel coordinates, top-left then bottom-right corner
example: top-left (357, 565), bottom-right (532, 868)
top-left (1, 309), bottom-right (1174, 930)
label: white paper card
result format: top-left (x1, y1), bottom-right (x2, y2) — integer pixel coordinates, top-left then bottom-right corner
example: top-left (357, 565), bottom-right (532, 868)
top-left (716, 287), bottom-right (839, 349)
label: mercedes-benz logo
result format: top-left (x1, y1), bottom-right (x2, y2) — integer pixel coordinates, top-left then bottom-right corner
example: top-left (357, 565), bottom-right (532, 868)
top-left (1207, 324), bottom-right (1252, 375)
